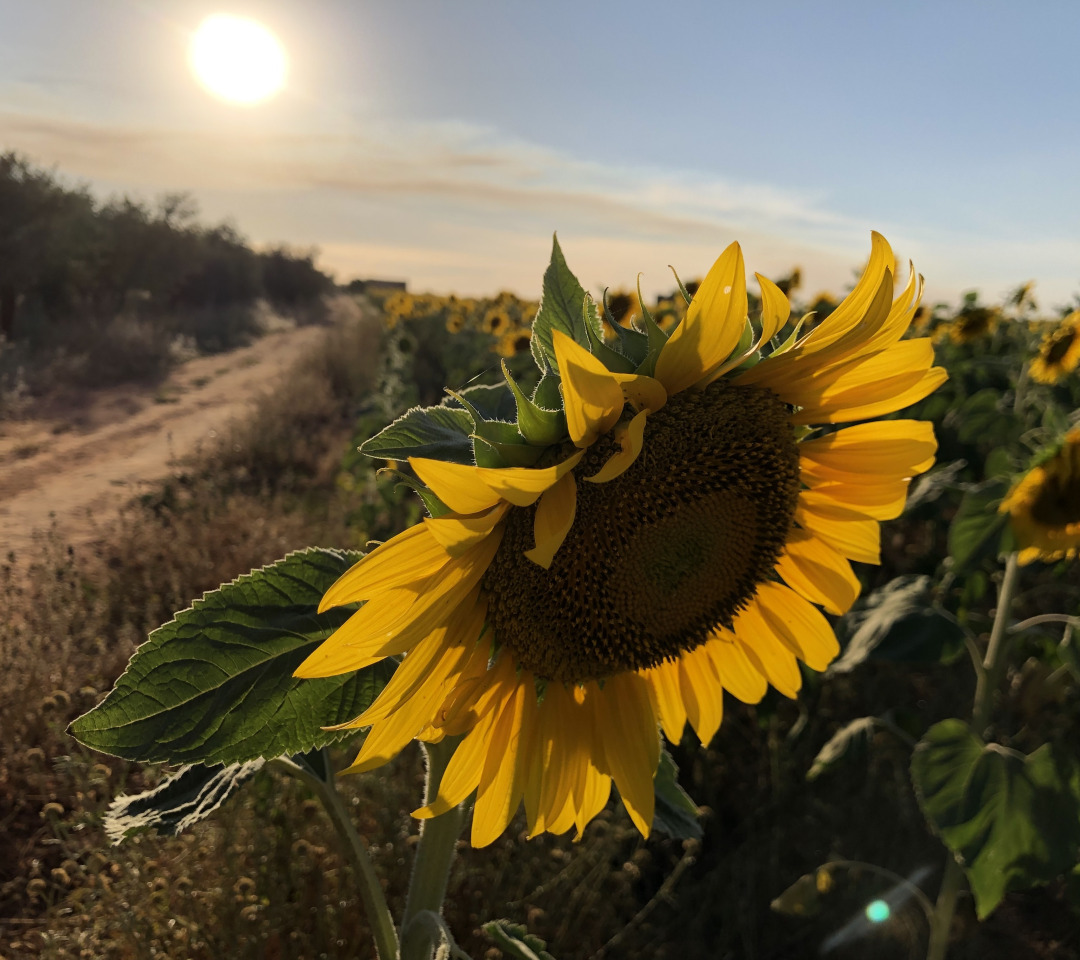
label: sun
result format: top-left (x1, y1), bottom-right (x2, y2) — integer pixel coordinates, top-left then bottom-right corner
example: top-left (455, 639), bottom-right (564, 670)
top-left (189, 14), bottom-right (287, 106)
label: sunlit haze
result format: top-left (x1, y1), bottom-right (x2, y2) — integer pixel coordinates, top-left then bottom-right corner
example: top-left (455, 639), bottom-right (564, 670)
top-left (1, 0), bottom-right (1079, 306)
top-left (189, 14), bottom-right (287, 106)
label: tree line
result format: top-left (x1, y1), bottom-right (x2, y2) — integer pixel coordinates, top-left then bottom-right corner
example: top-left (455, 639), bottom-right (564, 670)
top-left (0, 152), bottom-right (332, 342)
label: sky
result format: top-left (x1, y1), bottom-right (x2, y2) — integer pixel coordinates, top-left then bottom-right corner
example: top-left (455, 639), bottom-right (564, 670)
top-left (2, 0), bottom-right (1079, 309)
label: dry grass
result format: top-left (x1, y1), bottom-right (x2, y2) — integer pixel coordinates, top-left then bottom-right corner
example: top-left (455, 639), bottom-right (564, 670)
top-left (2, 300), bottom-right (1078, 959)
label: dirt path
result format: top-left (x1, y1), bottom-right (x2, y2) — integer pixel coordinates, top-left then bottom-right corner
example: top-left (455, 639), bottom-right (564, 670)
top-left (0, 320), bottom-right (335, 554)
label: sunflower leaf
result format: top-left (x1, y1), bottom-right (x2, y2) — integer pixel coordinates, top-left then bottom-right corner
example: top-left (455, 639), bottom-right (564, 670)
top-left (830, 576), bottom-right (966, 673)
top-left (448, 381), bottom-right (519, 422)
top-left (948, 480), bottom-right (1010, 572)
top-left (652, 750), bottom-right (702, 840)
top-left (911, 720), bottom-right (1080, 918)
top-left (482, 920), bottom-right (557, 960)
top-left (68, 549), bottom-right (396, 766)
top-left (633, 274), bottom-right (669, 377)
top-left (503, 362), bottom-right (567, 446)
top-left (533, 374), bottom-right (564, 412)
top-left (582, 293), bottom-right (637, 373)
top-left (531, 233), bottom-right (595, 374)
top-left (360, 405), bottom-right (476, 464)
top-left (104, 759), bottom-right (266, 842)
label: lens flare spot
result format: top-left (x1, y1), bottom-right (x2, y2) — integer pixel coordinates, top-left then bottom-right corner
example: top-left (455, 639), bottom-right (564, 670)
top-left (865, 899), bottom-right (891, 923)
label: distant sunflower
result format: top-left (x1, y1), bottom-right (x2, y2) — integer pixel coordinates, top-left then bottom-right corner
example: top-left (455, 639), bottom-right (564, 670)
top-left (494, 329), bottom-right (531, 358)
top-left (1030, 311), bottom-right (1080, 384)
top-left (948, 306), bottom-right (998, 344)
top-left (483, 307), bottom-right (512, 336)
top-left (297, 234), bottom-right (944, 846)
top-left (1000, 429), bottom-right (1080, 565)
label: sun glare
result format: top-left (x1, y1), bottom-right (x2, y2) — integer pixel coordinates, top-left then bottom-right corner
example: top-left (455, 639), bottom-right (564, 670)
top-left (190, 14), bottom-right (287, 106)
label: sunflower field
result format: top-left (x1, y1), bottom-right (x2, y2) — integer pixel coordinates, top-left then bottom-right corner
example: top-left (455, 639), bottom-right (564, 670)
top-left (8, 233), bottom-right (1080, 959)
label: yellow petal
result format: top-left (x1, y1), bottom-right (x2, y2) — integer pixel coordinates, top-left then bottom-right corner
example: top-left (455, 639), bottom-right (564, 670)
top-left (524, 473), bottom-right (577, 568)
top-left (596, 673), bottom-right (659, 837)
top-left (472, 680), bottom-right (529, 847)
top-left (344, 597), bottom-right (487, 728)
top-left (295, 532), bottom-right (502, 678)
top-left (792, 366), bottom-right (948, 424)
top-left (319, 523), bottom-right (447, 611)
top-left (413, 707), bottom-right (497, 818)
top-left (474, 450), bottom-right (586, 507)
top-left (410, 457), bottom-right (501, 514)
top-left (646, 660), bottom-right (688, 744)
top-left (611, 373), bottom-right (667, 413)
top-left (731, 604), bottom-right (802, 699)
top-left (777, 338), bottom-right (935, 413)
top-left (705, 629), bottom-right (768, 704)
top-left (800, 420), bottom-right (937, 478)
top-left (585, 410), bottom-right (648, 484)
top-left (678, 646), bottom-right (724, 744)
top-left (803, 479), bottom-right (911, 521)
top-left (423, 503), bottom-right (508, 557)
top-left (775, 530), bottom-right (861, 615)
top-left (750, 582), bottom-right (840, 672)
top-left (795, 504), bottom-right (880, 564)
top-left (791, 233), bottom-right (894, 356)
top-left (553, 329), bottom-right (625, 447)
top-left (654, 242), bottom-right (747, 395)
top-left (755, 272), bottom-right (791, 342)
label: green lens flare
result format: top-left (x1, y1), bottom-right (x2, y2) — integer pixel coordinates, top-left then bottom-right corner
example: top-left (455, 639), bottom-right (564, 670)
top-left (865, 899), bottom-right (891, 923)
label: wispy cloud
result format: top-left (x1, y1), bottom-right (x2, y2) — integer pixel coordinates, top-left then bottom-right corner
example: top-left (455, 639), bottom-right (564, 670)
top-left (5, 107), bottom-right (1063, 303)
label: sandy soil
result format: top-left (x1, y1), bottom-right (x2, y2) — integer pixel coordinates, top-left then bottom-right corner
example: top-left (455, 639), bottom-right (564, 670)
top-left (0, 321), bottom-right (333, 554)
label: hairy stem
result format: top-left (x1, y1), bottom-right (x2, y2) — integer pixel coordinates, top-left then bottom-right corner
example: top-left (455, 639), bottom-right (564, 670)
top-left (400, 738), bottom-right (470, 960)
top-left (276, 755), bottom-right (400, 960)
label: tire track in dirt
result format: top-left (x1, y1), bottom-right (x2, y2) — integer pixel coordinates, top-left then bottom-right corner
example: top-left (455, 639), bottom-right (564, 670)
top-left (0, 321), bottom-right (332, 554)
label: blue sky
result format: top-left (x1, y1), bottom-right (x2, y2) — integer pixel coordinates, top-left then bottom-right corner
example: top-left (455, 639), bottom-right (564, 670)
top-left (2, 0), bottom-right (1078, 308)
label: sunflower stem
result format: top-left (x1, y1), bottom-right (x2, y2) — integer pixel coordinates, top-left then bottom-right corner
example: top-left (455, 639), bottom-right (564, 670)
top-left (972, 553), bottom-right (1021, 736)
top-left (277, 753), bottom-right (400, 960)
top-left (926, 552), bottom-right (1021, 960)
top-left (401, 738), bottom-right (470, 960)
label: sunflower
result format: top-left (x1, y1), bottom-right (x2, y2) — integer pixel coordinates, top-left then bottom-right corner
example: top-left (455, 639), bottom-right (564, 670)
top-left (947, 305), bottom-right (998, 344)
top-left (1000, 429), bottom-right (1080, 565)
top-left (297, 233), bottom-right (944, 847)
top-left (1029, 311), bottom-right (1080, 384)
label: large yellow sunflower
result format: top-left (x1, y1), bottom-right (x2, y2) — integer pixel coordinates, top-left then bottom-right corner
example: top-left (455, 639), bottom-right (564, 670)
top-left (1030, 311), bottom-right (1080, 384)
top-left (296, 233), bottom-right (944, 847)
top-left (1000, 428), bottom-right (1080, 565)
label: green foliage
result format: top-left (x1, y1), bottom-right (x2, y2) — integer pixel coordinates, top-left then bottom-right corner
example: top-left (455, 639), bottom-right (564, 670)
top-left (652, 750), bottom-right (703, 840)
top-left (948, 481), bottom-right (1011, 572)
top-left (911, 719), bottom-right (1080, 918)
top-left (360, 404), bottom-right (476, 464)
top-left (68, 549), bottom-right (394, 766)
top-left (530, 234), bottom-right (595, 374)
top-left (830, 576), bottom-right (966, 672)
top-left (483, 919), bottom-right (557, 960)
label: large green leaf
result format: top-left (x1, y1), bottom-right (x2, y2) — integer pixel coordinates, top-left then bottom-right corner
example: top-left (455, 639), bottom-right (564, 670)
top-left (69, 549), bottom-right (395, 766)
top-left (359, 404), bottom-right (475, 464)
top-left (830, 576), bottom-right (965, 673)
top-left (948, 480), bottom-right (1009, 571)
top-left (911, 719), bottom-right (1080, 918)
top-left (531, 234), bottom-right (595, 374)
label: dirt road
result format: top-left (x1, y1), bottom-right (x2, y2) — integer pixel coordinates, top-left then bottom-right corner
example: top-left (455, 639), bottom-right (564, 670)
top-left (0, 321), bottom-right (334, 554)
